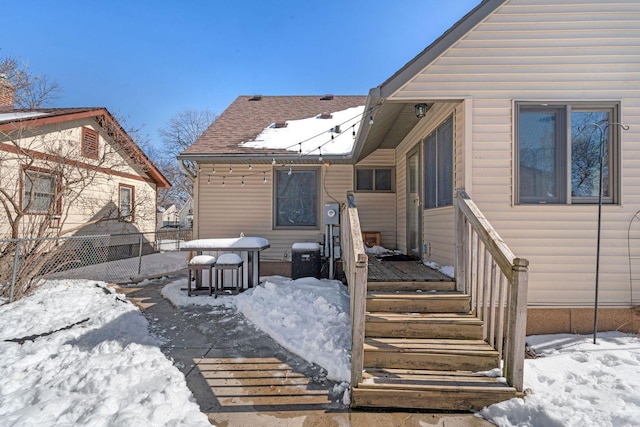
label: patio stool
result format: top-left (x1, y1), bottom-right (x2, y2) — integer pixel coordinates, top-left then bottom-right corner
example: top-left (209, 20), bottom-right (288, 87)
top-left (188, 255), bottom-right (216, 296)
top-left (214, 253), bottom-right (244, 295)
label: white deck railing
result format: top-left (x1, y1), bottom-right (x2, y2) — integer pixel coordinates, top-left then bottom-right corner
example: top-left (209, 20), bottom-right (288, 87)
top-left (454, 189), bottom-right (529, 391)
top-left (342, 191), bottom-right (368, 386)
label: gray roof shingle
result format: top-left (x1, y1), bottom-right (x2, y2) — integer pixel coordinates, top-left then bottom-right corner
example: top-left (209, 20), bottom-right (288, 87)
top-left (181, 95), bottom-right (367, 156)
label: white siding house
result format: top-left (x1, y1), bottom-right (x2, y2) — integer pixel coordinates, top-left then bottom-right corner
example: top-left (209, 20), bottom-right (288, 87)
top-left (352, 0), bottom-right (640, 333)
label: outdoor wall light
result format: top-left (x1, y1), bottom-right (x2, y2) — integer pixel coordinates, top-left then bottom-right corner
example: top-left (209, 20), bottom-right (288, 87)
top-left (415, 103), bottom-right (429, 119)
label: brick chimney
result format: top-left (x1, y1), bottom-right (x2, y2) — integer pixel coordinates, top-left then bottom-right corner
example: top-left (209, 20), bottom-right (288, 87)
top-left (0, 74), bottom-right (16, 111)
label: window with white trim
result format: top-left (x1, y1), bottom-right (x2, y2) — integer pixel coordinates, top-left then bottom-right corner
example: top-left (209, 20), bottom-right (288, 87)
top-left (274, 168), bottom-right (319, 228)
top-left (516, 102), bottom-right (619, 204)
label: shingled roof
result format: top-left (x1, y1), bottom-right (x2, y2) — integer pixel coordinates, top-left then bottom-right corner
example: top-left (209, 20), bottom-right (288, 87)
top-left (181, 95), bottom-right (367, 157)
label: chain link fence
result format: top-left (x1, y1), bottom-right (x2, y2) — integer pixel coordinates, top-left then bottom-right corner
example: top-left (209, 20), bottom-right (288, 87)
top-left (0, 228), bottom-right (193, 302)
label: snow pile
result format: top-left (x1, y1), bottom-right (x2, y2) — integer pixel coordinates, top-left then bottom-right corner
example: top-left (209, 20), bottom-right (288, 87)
top-left (162, 276), bottom-right (352, 383)
top-left (235, 276), bottom-right (351, 382)
top-left (0, 280), bottom-right (210, 427)
top-left (364, 245), bottom-right (394, 256)
top-left (241, 106), bottom-right (364, 155)
top-left (480, 332), bottom-right (640, 427)
top-left (424, 260), bottom-right (455, 278)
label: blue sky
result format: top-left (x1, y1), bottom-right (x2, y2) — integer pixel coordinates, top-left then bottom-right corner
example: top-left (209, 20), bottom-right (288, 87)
top-left (2, 0), bottom-right (480, 149)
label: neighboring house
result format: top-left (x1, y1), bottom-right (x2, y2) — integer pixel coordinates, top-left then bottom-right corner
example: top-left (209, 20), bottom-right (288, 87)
top-left (178, 198), bottom-right (193, 228)
top-left (179, 0), bottom-right (640, 339)
top-left (160, 200), bottom-right (193, 228)
top-left (161, 204), bottom-right (180, 226)
top-left (0, 77), bottom-right (170, 238)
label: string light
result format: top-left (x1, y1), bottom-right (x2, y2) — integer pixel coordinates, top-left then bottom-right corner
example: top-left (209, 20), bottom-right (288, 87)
top-left (193, 106), bottom-right (381, 187)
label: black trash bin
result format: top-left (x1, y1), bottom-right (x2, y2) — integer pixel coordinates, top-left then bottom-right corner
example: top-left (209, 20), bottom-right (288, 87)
top-left (291, 242), bottom-right (321, 279)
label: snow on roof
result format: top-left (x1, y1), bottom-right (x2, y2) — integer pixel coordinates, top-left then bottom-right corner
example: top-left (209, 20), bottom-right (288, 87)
top-left (240, 105), bottom-right (364, 155)
top-left (0, 111), bottom-right (48, 122)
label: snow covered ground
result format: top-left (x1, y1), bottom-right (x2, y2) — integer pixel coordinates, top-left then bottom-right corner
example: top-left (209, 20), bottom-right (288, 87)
top-left (1, 252), bottom-right (639, 426)
top-left (0, 279), bottom-right (210, 427)
top-left (482, 332), bottom-right (640, 426)
top-left (162, 275), bottom-right (352, 383)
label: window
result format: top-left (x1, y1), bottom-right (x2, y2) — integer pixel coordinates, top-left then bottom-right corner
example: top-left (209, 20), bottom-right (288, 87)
top-left (22, 168), bottom-right (59, 213)
top-left (119, 184), bottom-right (134, 221)
top-left (274, 168), bottom-right (319, 228)
top-left (82, 127), bottom-right (99, 159)
top-left (424, 115), bottom-right (453, 209)
top-left (355, 167), bottom-right (394, 192)
top-left (516, 102), bottom-right (619, 204)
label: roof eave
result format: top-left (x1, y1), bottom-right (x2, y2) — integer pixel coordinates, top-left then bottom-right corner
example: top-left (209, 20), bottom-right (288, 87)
top-left (177, 152), bottom-right (357, 165)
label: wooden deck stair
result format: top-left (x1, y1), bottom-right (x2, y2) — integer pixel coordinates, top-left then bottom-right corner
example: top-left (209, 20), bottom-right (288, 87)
top-left (352, 278), bottom-right (520, 411)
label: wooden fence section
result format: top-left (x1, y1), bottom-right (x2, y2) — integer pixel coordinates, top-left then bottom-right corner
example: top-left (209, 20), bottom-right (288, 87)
top-left (342, 191), bottom-right (368, 386)
top-left (454, 189), bottom-right (529, 391)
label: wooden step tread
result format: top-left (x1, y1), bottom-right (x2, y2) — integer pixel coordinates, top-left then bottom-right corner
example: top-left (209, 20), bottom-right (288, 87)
top-left (351, 383), bottom-right (519, 411)
top-left (362, 368), bottom-right (508, 388)
top-left (366, 312), bottom-right (482, 324)
top-left (367, 281), bottom-right (455, 292)
top-left (364, 338), bottom-right (498, 355)
top-left (367, 291), bottom-right (465, 299)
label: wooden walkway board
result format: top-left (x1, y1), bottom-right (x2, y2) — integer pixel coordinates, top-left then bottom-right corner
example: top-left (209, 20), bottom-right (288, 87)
top-left (367, 260), bottom-right (453, 282)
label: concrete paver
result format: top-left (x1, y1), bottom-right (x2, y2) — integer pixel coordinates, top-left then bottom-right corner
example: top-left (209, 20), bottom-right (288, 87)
top-left (117, 276), bottom-right (495, 427)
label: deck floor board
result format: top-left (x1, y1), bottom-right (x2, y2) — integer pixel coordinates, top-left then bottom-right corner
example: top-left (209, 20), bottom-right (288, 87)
top-left (367, 260), bottom-right (453, 282)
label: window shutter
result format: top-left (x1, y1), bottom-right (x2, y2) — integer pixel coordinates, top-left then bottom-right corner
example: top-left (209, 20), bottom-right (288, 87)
top-left (82, 128), bottom-right (99, 159)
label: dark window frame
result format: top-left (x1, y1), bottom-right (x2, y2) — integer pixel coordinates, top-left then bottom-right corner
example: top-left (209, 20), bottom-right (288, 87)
top-left (515, 101), bottom-right (620, 205)
top-left (423, 115), bottom-right (454, 209)
top-left (354, 167), bottom-right (395, 192)
top-left (273, 167), bottom-right (321, 230)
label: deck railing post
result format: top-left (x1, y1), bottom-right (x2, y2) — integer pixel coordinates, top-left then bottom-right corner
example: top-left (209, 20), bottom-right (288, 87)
top-left (344, 191), bottom-right (368, 388)
top-left (505, 257), bottom-right (529, 392)
top-left (454, 192), bottom-right (466, 293)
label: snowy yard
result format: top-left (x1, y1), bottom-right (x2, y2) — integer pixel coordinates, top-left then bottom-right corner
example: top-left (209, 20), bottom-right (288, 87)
top-left (0, 257), bottom-right (638, 425)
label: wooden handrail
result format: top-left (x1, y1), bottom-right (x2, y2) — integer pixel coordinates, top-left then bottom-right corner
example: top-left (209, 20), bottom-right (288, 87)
top-left (454, 189), bottom-right (528, 392)
top-left (342, 191), bottom-right (368, 387)
top-left (455, 190), bottom-right (516, 281)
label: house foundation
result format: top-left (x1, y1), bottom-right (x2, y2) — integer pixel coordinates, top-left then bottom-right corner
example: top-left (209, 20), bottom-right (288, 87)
top-left (527, 307), bottom-right (640, 335)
